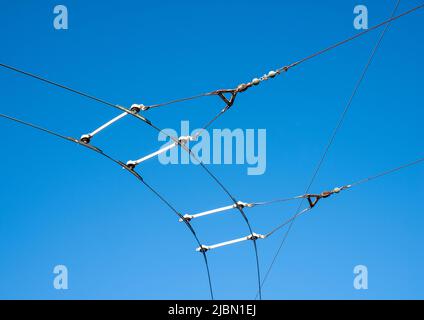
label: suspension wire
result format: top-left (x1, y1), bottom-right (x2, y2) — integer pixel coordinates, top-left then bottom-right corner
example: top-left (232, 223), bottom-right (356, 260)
top-left (132, 116), bottom-right (263, 298)
top-left (186, 3), bottom-right (424, 141)
top-left (0, 2), bottom-right (420, 301)
top-left (0, 63), bottom-right (156, 128)
top-left (265, 155), bottom-right (424, 237)
top-left (0, 112), bottom-right (214, 300)
top-left (0, 64), bottom-right (263, 301)
top-left (255, 0), bottom-right (404, 299)
top-left (251, 196), bottom-right (304, 207)
top-left (0, 4), bottom-right (421, 123)
top-left (285, 2), bottom-right (422, 70)
top-left (122, 3), bottom-right (424, 114)
top-left (0, 63), bottom-right (118, 108)
top-left (349, 157), bottom-right (424, 188)
top-left (193, 153), bottom-right (424, 253)
top-left (146, 92), bottom-right (215, 110)
top-left (264, 208), bottom-right (312, 239)
top-left (188, 146), bottom-right (424, 222)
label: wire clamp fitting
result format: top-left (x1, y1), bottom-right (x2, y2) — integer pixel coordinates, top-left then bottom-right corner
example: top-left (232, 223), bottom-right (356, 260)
top-left (178, 135), bottom-right (196, 145)
top-left (179, 214), bottom-right (193, 222)
top-left (196, 245), bottom-right (210, 253)
top-left (80, 134), bottom-right (92, 144)
top-left (129, 104), bottom-right (144, 113)
top-left (214, 89), bottom-right (237, 107)
top-left (247, 233), bottom-right (265, 241)
top-left (235, 201), bottom-right (253, 209)
top-left (126, 160), bottom-right (137, 170)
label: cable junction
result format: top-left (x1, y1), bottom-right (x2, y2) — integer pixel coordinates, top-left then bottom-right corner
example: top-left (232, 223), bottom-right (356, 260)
top-left (139, 3), bottom-right (424, 116)
top-left (180, 187), bottom-right (349, 223)
top-left (193, 153), bottom-right (424, 252)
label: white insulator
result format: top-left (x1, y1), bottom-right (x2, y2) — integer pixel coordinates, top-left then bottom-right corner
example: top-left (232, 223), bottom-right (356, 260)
top-left (180, 204), bottom-right (237, 222)
top-left (178, 135), bottom-right (196, 145)
top-left (80, 134), bottom-right (91, 143)
top-left (196, 233), bottom-right (266, 252)
top-left (129, 142), bottom-right (178, 166)
top-left (252, 78), bottom-right (260, 85)
top-left (268, 70), bottom-right (277, 78)
top-left (126, 160), bottom-right (138, 169)
top-left (178, 214), bottom-right (194, 222)
top-left (196, 245), bottom-right (210, 252)
top-left (82, 111), bottom-right (129, 142)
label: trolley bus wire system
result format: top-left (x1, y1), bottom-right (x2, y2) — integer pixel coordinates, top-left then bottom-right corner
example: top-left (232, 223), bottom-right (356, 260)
top-left (0, 2), bottom-right (423, 299)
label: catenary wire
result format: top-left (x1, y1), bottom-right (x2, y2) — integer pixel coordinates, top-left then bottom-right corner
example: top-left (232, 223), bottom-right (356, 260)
top-left (255, 0), bottom-right (403, 299)
top-left (0, 112), bottom-right (215, 299)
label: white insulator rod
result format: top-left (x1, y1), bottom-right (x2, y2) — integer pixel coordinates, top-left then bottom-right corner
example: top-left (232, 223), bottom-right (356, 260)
top-left (179, 204), bottom-right (236, 222)
top-left (180, 201), bottom-right (253, 222)
top-left (89, 112), bottom-right (128, 137)
top-left (133, 142), bottom-right (178, 165)
top-left (196, 233), bottom-right (265, 252)
top-left (126, 135), bottom-right (195, 168)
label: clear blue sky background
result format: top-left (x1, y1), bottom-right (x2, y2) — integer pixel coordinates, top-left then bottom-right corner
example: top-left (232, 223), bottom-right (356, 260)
top-left (0, 0), bottom-right (423, 299)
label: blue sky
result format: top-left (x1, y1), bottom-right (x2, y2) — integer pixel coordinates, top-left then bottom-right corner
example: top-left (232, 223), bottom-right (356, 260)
top-left (0, 0), bottom-right (423, 299)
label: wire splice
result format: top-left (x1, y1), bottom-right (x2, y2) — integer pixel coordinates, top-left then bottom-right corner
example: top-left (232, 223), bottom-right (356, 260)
top-left (302, 185), bottom-right (350, 208)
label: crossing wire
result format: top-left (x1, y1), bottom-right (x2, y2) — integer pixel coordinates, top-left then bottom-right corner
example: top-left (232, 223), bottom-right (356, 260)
top-left (0, 2), bottom-right (422, 299)
top-left (255, 0), bottom-right (404, 298)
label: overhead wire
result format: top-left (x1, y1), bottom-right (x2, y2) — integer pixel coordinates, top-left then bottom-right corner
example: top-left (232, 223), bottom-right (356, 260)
top-left (255, 0), bottom-right (405, 298)
top-left (0, 112), bottom-right (215, 299)
top-left (197, 154), bottom-right (424, 251)
top-left (0, 1), bottom-right (421, 300)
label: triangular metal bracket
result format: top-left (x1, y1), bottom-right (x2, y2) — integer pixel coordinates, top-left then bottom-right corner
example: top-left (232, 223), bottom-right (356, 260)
top-left (215, 89), bottom-right (237, 107)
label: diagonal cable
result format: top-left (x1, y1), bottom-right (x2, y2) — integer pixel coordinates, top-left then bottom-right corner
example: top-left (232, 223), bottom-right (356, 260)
top-left (255, 0), bottom-right (403, 299)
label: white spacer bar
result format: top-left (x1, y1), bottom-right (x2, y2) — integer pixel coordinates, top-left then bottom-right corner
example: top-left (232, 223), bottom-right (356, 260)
top-left (132, 142), bottom-right (178, 165)
top-left (89, 112), bottom-right (128, 137)
top-left (80, 104), bottom-right (145, 143)
top-left (196, 233), bottom-right (265, 252)
top-left (126, 136), bottom-right (196, 168)
top-left (179, 204), bottom-right (236, 222)
top-left (179, 201), bottom-right (253, 222)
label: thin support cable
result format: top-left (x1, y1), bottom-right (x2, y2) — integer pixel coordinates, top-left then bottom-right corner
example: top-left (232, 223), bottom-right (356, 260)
top-left (195, 153), bottom-right (424, 251)
top-left (256, 0), bottom-right (403, 298)
top-left (0, 5), bottom-right (421, 127)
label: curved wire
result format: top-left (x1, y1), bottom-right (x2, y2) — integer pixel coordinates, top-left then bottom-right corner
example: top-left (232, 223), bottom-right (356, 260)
top-left (181, 140), bottom-right (263, 299)
top-left (0, 112), bottom-right (214, 300)
top-left (0, 65), bottom-right (263, 300)
top-left (0, 5), bottom-right (421, 119)
top-left (256, 0), bottom-right (405, 298)
top-left (1, 4), bottom-right (422, 300)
